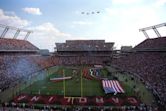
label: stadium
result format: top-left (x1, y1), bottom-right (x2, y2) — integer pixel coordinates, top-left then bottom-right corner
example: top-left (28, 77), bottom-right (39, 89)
top-left (0, 22), bottom-right (165, 111)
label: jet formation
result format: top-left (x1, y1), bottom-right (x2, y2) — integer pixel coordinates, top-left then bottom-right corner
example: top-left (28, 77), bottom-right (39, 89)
top-left (81, 11), bottom-right (100, 15)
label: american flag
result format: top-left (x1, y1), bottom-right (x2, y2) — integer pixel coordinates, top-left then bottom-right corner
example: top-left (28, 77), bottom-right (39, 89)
top-left (102, 80), bottom-right (125, 94)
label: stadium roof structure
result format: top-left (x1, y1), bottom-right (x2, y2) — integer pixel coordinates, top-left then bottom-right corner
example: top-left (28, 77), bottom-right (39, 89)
top-left (0, 24), bottom-right (33, 40)
top-left (55, 40), bottom-right (114, 52)
top-left (139, 22), bottom-right (166, 38)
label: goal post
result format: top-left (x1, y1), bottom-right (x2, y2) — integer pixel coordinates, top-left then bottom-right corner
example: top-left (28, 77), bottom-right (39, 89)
top-left (63, 68), bottom-right (83, 98)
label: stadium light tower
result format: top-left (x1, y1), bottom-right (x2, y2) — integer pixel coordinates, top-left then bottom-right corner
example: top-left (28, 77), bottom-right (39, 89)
top-left (139, 22), bottom-right (166, 38)
top-left (0, 24), bottom-right (33, 40)
top-left (13, 29), bottom-right (21, 39)
top-left (24, 31), bottom-right (32, 40)
top-left (0, 25), bottom-right (9, 38)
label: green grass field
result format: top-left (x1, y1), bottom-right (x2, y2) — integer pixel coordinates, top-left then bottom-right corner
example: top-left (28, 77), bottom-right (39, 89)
top-left (0, 65), bottom-right (155, 107)
top-left (21, 66), bottom-right (105, 97)
top-left (20, 66), bottom-right (154, 105)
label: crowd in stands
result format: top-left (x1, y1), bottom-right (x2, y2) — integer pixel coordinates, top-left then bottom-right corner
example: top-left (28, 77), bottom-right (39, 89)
top-left (0, 54), bottom-right (61, 92)
top-left (0, 38), bottom-right (39, 51)
top-left (0, 55), bottom-right (40, 92)
top-left (56, 40), bottom-right (114, 52)
top-left (57, 51), bottom-right (112, 56)
top-left (0, 39), bottom-right (48, 92)
top-left (58, 56), bottom-right (109, 65)
top-left (55, 40), bottom-right (113, 65)
top-left (1, 103), bottom-right (159, 111)
top-left (1, 37), bottom-right (165, 110)
top-left (112, 37), bottom-right (166, 106)
top-left (133, 37), bottom-right (166, 50)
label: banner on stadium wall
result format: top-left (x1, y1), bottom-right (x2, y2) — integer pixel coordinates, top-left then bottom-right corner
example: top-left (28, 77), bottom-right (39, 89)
top-left (13, 94), bottom-right (140, 106)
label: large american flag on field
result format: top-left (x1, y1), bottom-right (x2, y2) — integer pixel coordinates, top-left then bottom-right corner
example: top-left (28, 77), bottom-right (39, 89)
top-left (102, 80), bottom-right (125, 94)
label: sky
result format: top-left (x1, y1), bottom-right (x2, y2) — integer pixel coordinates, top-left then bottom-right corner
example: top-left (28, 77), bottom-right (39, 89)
top-left (0, 0), bottom-right (166, 51)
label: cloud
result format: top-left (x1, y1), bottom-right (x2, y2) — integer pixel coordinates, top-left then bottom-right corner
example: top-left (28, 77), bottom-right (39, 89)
top-left (95, 2), bottom-right (163, 49)
top-left (105, 6), bottom-right (160, 27)
top-left (0, 9), bottom-right (84, 51)
top-left (0, 9), bottom-right (29, 27)
top-left (28, 22), bottom-right (96, 51)
top-left (32, 22), bottom-right (71, 37)
top-left (155, 0), bottom-right (166, 6)
top-left (28, 22), bottom-right (71, 51)
top-left (23, 7), bottom-right (42, 15)
top-left (3, 11), bottom-right (16, 16)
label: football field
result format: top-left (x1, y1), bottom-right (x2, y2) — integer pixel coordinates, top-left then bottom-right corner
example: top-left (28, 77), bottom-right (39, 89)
top-left (21, 66), bottom-right (105, 97)
top-left (18, 66), bottom-right (154, 105)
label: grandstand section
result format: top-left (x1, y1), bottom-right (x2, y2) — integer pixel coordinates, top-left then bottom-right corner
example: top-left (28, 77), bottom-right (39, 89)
top-left (133, 37), bottom-right (166, 51)
top-left (0, 38), bottom-right (39, 53)
top-left (56, 40), bottom-right (114, 52)
top-left (112, 37), bottom-right (166, 110)
top-left (55, 40), bottom-right (113, 65)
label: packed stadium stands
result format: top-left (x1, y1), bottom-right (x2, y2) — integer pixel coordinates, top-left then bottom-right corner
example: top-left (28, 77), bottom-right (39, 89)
top-left (0, 36), bottom-right (165, 111)
top-left (0, 38), bottom-right (59, 92)
top-left (112, 37), bottom-right (166, 107)
top-left (55, 40), bottom-right (113, 65)
top-left (133, 37), bottom-right (166, 51)
top-left (0, 38), bottom-right (39, 51)
top-left (0, 104), bottom-right (159, 111)
top-left (56, 40), bottom-right (114, 52)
